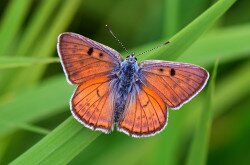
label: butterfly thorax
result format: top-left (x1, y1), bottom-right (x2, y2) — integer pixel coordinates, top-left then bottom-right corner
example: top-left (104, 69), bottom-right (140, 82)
top-left (114, 55), bottom-right (138, 122)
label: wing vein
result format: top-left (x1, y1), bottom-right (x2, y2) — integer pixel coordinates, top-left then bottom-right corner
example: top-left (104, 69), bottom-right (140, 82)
top-left (62, 54), bottom-right (117, 65)
top-left (131, 92), bottom-right (137, 133)
top-left (72, 71), bottom-right (112, 82)
top-left (136, 87), bottom-right (150, 132)
top-left (142, 78), bottom-right (174, 106)
top-left (143, 71), bottom-right (201, 86)
top-left (142, 67), bottom-right (205, 78)
top-left (143, 89), bottom-right (161, 127)
top-left (165, 76), bottom-right (190, 98)
top-left (157, 75), bottom-right (182, 101)
top-left (88, 92), bottom-right (108, 122)
top-left (79, 91), bottom-right (108, 117)
top-left (75, 82), bottom-right (105, 107)
top-left (96, 92), bottom-right (110, 127)
top-left (144, 91), bottom-right (165, 113)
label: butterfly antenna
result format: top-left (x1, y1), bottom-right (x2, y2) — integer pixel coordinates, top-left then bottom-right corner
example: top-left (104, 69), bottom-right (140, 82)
top-left (106, 25), bottom-right (129, 54)
top-left (137, 41), bottom-right (170, 57)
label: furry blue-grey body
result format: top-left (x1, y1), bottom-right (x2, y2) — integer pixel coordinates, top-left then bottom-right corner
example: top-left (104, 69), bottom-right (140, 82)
top-left (113, 55), bottom-right (139, 122)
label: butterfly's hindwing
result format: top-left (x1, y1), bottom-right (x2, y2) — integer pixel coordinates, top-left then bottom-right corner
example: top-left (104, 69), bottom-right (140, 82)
top-left (71, 76), bottom-right (115, 133)
top-left (118, 83), bottom-right (167, 137)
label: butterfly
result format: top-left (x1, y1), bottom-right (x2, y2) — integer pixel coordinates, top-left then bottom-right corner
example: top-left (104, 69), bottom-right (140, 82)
top-left (57, 32), bottom-right (209, 138)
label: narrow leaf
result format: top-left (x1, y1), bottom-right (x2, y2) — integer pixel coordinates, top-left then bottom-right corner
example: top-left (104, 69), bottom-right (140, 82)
top-left (10, 117), bottom-right (101, 165)
top-left (139, 0), bottom-right (236, 61)
top-left (186, 59), bottom-right (219, 165)
top-left (0, 75), bottom-right (73, 136)
top-left (0, 57), bottom-right (59, 69)
top-left (0, 0), bottom-right (32, 56)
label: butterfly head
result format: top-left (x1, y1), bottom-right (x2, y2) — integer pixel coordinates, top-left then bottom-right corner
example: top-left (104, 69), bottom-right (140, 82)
top-left (125, 53), bottom-right (137, 64)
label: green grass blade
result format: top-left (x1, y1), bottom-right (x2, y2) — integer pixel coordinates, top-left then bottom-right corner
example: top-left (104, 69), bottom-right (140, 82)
top-left (213, 61), bottom-right (250, 116)
top-left (0, 0), bottom-right (32, 56)
top-left (0, 120), bottom-right (50, 135)
top-left (0, 57), bottom-right (59, 69)
top-left (10, 117), bottom-right (100, 165)
top-left (30, 0), bottom-right (82, 58)
top-left (139, 0), bottom-right (236, 61)
top-left (6, 0), bottom-right (82, 93)
top-left (186, 59), bottom-right (219, 165)
top-left (15, 0), bottom-right (61, 56)
top-left (132, 23), bottom-right (249, 66)
top-left (144, 0), bottom-right (236, 164)
top-left (179, 0), bottom-right (208, 28)
top-left (179, 24), bottom-right (250, 66)
top-left (151, 109), bottom-right (194, 165)
top-left (0, 75), bottom-right (73, 136)
top-left (163, 0), bottom-right (180, 37)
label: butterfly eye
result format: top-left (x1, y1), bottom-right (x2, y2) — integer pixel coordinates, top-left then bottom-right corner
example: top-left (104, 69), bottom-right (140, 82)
top-left (135, 57), bottom-right (137, 61)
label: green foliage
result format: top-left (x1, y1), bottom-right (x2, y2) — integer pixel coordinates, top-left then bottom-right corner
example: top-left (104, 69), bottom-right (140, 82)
top-left (0, 0), bottom-right (249, 165)
top-left (186, 59), bottom-right (219, 165)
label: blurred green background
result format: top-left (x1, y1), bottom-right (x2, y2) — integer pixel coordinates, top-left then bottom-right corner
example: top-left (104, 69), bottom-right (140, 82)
top-left (0, 0), bottom-right (249, 164)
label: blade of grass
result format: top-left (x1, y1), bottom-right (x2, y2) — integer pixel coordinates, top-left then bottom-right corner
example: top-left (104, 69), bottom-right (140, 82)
top-left (149, 0), bottom-right (236, 164)
top-left (0, 0), bottom-right (32, 56)
top-left (29, 0), bottom-right (82, 57)
top-left (179, 0), bottom-right (208, 28)
top-left (209, 100), bottom-right (250, 165)
top-left (186, 59), bottom-right (219, 165)
top-left (0, 120), bottom-right (50, 135)
top-left (163, 0), bottom-right (180, 38)
top-left (0, 57), bottom-right (59, 69)
top-left (10, 117), bottom-right (100, 165)
top-left (15, 0), bottom-right (61, 57)
top-left (179, 24), bottom-right (250, 65)
top-left (0, 0), bottom-right (32, 92)
top-left (0, 136), bottom-right (11, 163)
top-left (5, 0), bottom-right (82, 93)
top-left (85, 138), bottom-right (153, 165)
top-left (213, 61), bottom-right (250, 116)
top-left (139, 0), bottom-right (236, 61)
top-left (131, 23), bottom-right (250, 66)
top-left (0, 75), bottom-right (74, 136)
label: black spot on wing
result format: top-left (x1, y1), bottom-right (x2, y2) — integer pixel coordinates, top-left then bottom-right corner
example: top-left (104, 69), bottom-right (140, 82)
top-left (99, 53), bottom-right (103, 58)
top-left (170, 68), bottom-right (175, 76)
top-left (159, 68), bottom-right (164, 72)
top-left (87, 47), bottom-right (94, 55)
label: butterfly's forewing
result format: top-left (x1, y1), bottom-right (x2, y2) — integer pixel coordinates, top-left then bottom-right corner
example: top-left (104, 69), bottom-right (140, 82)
top-left (118, 83), bottom-right (167, 137)
top-left (139, 60), bottom-right (209, 109)
top-left (57, 32), bottom-right (122, 132)
top-left (57, 32), bottom-right (122, 84)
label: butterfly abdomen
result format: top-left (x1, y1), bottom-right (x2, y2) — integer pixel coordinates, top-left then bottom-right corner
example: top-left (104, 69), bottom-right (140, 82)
top-left (114, 62), bottom-right (137, 122)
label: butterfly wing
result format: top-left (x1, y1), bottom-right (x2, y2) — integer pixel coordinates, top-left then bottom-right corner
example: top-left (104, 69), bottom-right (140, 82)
top-left (71, 76), bottom-right (115, 133)
top-left (138, 60), bottom-right (209, 109)
top-left (117, 83), bottom-right (167, 137)
top-left (57, 32), bottom-right (122, 84)
top-left (57, 33), bottom-right (122, 132)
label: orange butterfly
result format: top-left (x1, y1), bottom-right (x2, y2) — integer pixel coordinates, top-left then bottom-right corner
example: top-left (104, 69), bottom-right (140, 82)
top-left (57, 32), bottom-right (209, 138)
